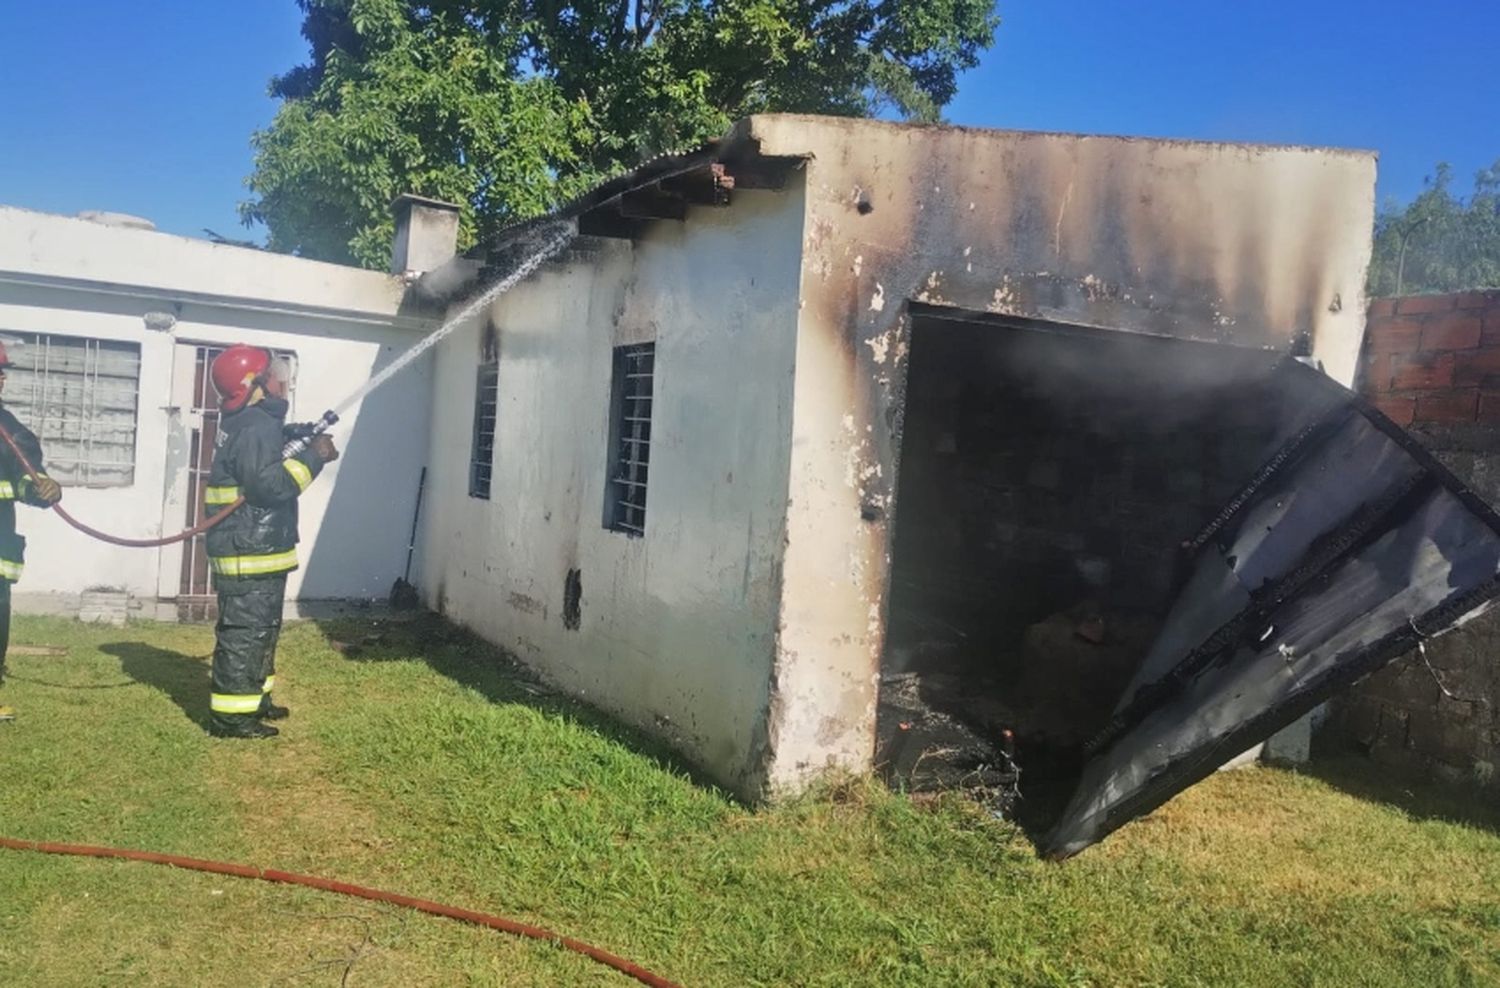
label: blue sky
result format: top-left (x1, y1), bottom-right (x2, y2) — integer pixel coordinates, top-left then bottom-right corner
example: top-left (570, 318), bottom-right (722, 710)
top-left (2, 1), bottom-right (1496, 242)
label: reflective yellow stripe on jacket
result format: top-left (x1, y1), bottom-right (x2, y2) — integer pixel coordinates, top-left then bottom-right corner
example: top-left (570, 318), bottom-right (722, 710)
top-left (204, 486), bottom-right (240, 505)
top-left (0, 474), bottom-right (55, 501)
top-left (208, 550), bottom-right (299, 578)
top-left (283, 458), bottom-right (313, 492)
top-left (262, 675), bottom-right (276, 694)
top-left (0, 559), bottom-right (23, 582)
top-left (211, 693), bottom-right (263, 715)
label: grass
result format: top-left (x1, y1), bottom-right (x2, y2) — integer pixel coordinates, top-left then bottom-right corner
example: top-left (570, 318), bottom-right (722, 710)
top-left (0, 614), bottom-right (1497, 986)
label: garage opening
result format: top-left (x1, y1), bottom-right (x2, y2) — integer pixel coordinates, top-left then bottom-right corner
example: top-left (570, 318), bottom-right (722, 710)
top-left (878, 309), bottom-right (1296, 823)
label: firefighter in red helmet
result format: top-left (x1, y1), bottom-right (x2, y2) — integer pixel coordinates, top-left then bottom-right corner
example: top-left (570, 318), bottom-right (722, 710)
top-left (0, 342), bottom-right (62, 724)
top-left (204, 344), bottom-right (338, 738)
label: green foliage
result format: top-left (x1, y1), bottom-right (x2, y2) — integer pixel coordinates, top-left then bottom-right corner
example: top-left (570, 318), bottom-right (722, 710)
top-left (242, 0), bottom-right (999, 267)
top-left (1369, 160), bottom-right (1500, 297)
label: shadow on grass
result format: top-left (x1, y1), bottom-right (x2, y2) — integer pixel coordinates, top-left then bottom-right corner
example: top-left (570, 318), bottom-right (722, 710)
top-left (100, 643), bottom-right (211, 729)
top-left (1302, 750), bottom-right (1500, 837)
top-left (312, 612), bottom-right (739, 802)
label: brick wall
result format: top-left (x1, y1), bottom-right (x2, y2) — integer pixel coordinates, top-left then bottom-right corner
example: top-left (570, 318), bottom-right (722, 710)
top-left (1360, 291), bottom-right (1500, 429)
top-left (1326, 289), bottom-right (1500, 789)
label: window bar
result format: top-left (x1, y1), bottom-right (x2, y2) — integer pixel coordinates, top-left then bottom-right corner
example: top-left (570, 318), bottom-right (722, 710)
top-left (84, 340), bottom-right (98, 485)
top-left (40, 336), bottom-right (53, 475)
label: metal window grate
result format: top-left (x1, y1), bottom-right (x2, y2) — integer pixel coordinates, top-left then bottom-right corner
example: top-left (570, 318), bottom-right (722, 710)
top-left (469, 328), bottom-right (500, 499)
top-left (3, 334), bottom-right (141, 487)
top-left (604, 343), bottom-right (654, 536)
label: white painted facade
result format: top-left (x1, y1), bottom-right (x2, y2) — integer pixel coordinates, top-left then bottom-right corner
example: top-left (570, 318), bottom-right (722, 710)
top-left (416, 116), bottom-right (1378, 800)
top-left (417, 192), bottom-right (804, 793)
top-left (0, 205), bottom-right (436, 613)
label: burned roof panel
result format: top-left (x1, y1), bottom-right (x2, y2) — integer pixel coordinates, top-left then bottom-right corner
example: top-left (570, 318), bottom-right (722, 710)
top-left (1044, 358), bottom-right (1500, 858)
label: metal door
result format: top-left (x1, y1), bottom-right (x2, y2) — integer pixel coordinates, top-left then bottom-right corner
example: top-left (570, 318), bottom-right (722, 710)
top-left (1045, 359), bottom-right (1500, 858)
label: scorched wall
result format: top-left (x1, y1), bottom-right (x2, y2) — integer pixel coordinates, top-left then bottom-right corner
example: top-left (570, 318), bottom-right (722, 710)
top-left (416, 188), bottom-right (805, 795)
top-left (746, 115), bottom-right (1378, 792)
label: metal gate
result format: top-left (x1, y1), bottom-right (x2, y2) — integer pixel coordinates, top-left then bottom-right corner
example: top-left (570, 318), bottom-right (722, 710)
top-left (177, 346), bottom-right (223, 606)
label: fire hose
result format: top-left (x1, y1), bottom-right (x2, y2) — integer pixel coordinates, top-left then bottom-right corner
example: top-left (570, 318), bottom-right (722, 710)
top-left (0, 410), bottom-right (337, 548)
top-left (0, 836), bottom-right (683, 987)
top-left (0, 415), bottom-right (683, 986)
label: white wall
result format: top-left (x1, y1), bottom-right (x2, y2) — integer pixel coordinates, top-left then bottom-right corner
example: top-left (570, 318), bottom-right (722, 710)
top-left (416, 189), bottom-right (804, 794)
top-left (0, 206), bottom-right (434, 607)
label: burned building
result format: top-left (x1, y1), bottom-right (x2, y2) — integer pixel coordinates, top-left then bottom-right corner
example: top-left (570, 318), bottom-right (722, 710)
top-left (412, 116), bottom-right (1500, 853)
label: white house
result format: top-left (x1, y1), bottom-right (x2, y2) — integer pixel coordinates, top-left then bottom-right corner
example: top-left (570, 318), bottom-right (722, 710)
top-left (0, 201), bottom-right (445, 617)
top-left (410, 115), bottom-right (1393, 809)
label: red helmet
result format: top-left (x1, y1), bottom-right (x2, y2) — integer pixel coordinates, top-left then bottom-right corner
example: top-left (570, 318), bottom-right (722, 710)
top-left (211, 345), bottom-right (271, 411)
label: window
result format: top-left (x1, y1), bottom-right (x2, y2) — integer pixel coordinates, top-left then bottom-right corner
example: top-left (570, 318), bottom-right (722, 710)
top-left (3, 334), bottom-right (141, 487)
top-left (604, 342), bottom-right (654, 536)
top-left (469, 325), bottom-right (499, 499)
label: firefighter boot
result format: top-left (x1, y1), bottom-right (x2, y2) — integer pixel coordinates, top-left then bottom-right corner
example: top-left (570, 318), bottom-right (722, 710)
top-left (259, 696), bottom-right (290, 721)
top-left (208, 715), bottom-right (280, 739)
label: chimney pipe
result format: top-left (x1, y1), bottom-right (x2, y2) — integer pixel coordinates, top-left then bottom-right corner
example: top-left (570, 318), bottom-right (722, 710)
top-left (390, 194), bottom-right (461, 276)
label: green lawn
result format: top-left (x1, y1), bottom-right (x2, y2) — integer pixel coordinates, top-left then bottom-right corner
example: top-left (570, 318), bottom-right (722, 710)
top-left (0, 614), bottom-right (1497, 987)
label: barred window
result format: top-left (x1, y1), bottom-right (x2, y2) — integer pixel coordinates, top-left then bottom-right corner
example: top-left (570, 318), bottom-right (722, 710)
top-left (604, 343), bottom-right (654, 536)
top-left (469, 325), bottom-right (499, 500)
top-left (3, 334), bottom-right (141, 487)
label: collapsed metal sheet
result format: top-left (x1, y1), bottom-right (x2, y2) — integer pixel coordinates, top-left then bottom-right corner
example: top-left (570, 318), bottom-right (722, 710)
top-left (1043, 358), bottom-right (1500, 859)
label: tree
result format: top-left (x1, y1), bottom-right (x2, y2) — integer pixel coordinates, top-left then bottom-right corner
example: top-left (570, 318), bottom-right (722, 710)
top-left (242, 0), bottom-right (1000, 267)
top-left (1368, 159), bottom-right (1500, 296)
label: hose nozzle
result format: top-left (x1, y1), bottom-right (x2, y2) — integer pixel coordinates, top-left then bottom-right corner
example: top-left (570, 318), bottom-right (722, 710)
top-left (282, 410), bottom-right (339, 458)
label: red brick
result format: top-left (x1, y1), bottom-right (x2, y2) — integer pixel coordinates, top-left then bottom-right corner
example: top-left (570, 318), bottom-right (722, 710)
top-left (1369, 395), bottom-right (1415, 425)
top-left (1359, 353), bottom-right (1393, 393)
top-left (1419, 313), bottom-right (1483, 351)
top-left (1414, 392), bottom-right (1478, 424)
top-left (1485, 312), bottom-right (1500, 346)
top-left (1479, 393), bottom-right (1500, 423)
top-left (1368, 297), bottom-right (1398, 318)
top-left (1391, 352), bottom-right (1455, 389)
top-left (1397, 294), bottom-right (1458, 315)
top-left (1364, 317), bottom-right (1424, 355)
top-left (1451, 346), bottom-right (1500, 386)
top-left (1455, 290), bottom-right (1500, 310)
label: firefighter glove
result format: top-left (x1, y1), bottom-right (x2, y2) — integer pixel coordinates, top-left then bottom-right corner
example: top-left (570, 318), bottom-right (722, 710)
top-left (310, 435), bottom-right (340, 463)
top-left (32, 476), bottom-right (62, 504)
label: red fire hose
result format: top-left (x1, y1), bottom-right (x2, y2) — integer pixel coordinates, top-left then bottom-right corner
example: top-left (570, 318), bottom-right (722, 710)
top-left (0, 422), bottom-right (683, 985)
top-left (0, 836), bottom-right (684, 987)
top-left (0, 419), bottom-right (243, 548)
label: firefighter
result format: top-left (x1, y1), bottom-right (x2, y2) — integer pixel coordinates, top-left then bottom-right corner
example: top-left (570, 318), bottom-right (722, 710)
top-left (0, 342), bottom-right (63, 724)
top-left (205, 345), bottom-right (338, 739)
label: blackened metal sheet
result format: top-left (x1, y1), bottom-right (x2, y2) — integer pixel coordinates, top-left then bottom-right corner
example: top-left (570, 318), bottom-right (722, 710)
top-left (1043, 359), bottom-right (1500, 858)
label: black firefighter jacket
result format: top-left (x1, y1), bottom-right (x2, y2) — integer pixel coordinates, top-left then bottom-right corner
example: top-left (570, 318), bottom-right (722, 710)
top-left (204, 396), bottom-right (324, 585)
top-left (0, 405), bottom-right (50, 583)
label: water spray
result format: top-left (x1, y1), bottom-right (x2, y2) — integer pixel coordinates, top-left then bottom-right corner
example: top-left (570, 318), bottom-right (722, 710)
top-left (0, 219), bottom-right (579, 548)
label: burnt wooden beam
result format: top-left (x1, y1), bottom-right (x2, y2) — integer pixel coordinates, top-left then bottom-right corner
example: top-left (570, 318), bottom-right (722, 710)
top-left (577, 209), bottom-right (644, 240)
top-left (719, 155), bottom-right (802, 191)
top-left (617, 186), bottom-right (688, 221)
top-left (660, 163), bottom-right (735, 206)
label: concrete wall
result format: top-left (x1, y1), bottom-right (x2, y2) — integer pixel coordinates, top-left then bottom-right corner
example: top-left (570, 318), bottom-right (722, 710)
top-left (738, 115), bottom-right (1378, 792)
top-left (415, 188), bottom-right (804, 794)
top-left (0, 206), bottom-right (435, 608)
top-left (1326, 289), bottom-right (1500, 789)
